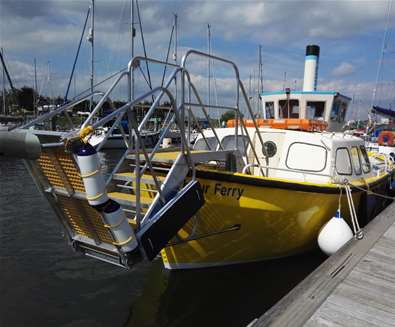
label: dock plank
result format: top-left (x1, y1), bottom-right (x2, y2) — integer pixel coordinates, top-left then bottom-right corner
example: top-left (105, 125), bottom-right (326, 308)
top-left (307, 300), bottom-right (383, 327)
top-left (253, 202), bottom-right (395, 327)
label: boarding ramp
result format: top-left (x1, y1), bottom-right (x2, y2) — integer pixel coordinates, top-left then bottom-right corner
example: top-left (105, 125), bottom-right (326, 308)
top-left (0, 50), bottom-right (266, 268)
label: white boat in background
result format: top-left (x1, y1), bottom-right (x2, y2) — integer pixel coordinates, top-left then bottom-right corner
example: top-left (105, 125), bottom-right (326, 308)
top-left (89, 126), bottom-right (160, 149)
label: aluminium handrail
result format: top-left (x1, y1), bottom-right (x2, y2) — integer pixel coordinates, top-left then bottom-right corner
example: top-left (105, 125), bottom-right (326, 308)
top-left (180, 50), bottom-right (268, 171)
top-left (81, 71), bottom-right (129, 129)
top-left (21, 91), bottom-right (105, 129)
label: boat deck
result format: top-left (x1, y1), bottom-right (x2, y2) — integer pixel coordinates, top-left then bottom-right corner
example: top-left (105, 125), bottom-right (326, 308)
top-left (252, 201), bottom-right (395, 327)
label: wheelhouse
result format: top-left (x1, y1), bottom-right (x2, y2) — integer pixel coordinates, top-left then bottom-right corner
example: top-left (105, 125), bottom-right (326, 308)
top-left (260, 90), bottom-right (351, 132)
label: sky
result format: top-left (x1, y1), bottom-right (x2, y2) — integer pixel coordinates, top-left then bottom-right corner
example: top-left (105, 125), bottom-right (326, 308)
top-left (1, 0), bottom-right (395, 119)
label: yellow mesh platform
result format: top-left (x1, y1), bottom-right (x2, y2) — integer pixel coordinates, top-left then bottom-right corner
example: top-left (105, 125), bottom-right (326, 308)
top-left (58, 196), bottom-right (115, 244)
top-left (37, 149), bottom-right (85, 192)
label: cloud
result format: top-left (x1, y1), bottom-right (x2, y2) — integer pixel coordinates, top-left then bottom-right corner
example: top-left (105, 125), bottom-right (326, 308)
top-left (331, 62), bottom-right (356, 77)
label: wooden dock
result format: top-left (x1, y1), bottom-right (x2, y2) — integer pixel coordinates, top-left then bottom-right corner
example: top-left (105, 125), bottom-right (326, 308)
top-left (252, 202), bottom-right (395, 327)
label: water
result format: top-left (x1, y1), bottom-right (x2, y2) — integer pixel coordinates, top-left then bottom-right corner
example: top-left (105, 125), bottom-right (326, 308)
top-left (0, 158), bottom-right (327, 327)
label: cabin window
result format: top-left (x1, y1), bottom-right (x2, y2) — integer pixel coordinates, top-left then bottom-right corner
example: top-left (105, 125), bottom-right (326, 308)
top-left (221, 135), bottom-right (249, 153)
top-left (279, 99), bottom-right (299, 118)
top-left (351, 146), bottom-right (362, 175)
top-left (286, 142), bottom-right (327, 172)
top-left (360, 145), bottom-right (371, 173)
top-left (194, 136), bottom-right (218, 151)
top-left (335, 147), bottom-right (352, 175)
top-left (265, 102), bottom-right (275, 119)
top-left (306, 101), bottom-right (325, 119)
top-left (331, 99), bottom-right (348, 122)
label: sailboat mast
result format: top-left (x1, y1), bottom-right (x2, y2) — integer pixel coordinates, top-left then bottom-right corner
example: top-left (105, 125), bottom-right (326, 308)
top-left (258, 45), bottom-right (264, 114)
top-left (258, 45), bottom-right (263, 93)
top-left (208, 24), bottom-right (211, 108)
top-left (2, 48), bottom-right (5, 116)
top-left (90, 0), bottom-right (95, 111)
top-left (371, 0), bottom-right (393, 110)
top-left (174, 13), bottom-right (178, 103)
top-left (131, 0), bottom-right (135, 100)
top-left (34, 58), bottom-right (38, 116)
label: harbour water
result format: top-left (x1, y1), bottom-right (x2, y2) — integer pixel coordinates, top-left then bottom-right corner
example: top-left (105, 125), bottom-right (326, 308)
top-left (0, 156), bottom-right (327, 327)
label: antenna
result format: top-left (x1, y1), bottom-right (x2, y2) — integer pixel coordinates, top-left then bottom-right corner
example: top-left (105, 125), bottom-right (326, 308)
top-left (282, 71), bottom-right (287, 91)
top-left (258, 45), bottom-right (263, 93)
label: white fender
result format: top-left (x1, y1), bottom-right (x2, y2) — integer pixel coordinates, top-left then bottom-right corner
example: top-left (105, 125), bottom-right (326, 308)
top-left (103, 201), bottom-right (138, 253)
top-left (318, 210), bottom-right (353, 256)
top-left (74, 143), bottom-right (109, 206)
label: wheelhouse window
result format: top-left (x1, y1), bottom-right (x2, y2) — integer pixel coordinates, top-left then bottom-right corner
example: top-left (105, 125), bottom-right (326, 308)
top-left (279, 99), bottom-right (299, 118)
top-left (360, 145), bottom-right (371, 173)
top-left (286, 142), bottom-right (327, 172)
top-left (220, 135), bottom-right (249, 153)
top-left (306, 101), bottom-right (325, 119)
top-left (194, 136), bottom-right (218, 151)
top-left (331, 99), bottom-right (348, 122)
top-left (351, 146), bottom-right (362, 175)
top-left (265, 101), bottom-right (275, 119)
top-left (335, 148), bottom-right (352, 175)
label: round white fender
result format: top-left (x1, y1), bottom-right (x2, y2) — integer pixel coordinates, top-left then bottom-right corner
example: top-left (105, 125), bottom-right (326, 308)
top-left (103, 200), bottom-right (138, 252)
top-left (318, 210), bottom-right (353, 256)
top-left (74, 142), bottom-right (109, 206)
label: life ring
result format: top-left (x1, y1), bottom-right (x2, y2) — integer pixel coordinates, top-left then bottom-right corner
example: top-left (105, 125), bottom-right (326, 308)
top-left (377, 131), bottom-right (395, 146)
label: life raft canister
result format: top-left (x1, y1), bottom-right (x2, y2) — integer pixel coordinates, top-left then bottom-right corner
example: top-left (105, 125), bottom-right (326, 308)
top-left (377, 130), bottom-right (395, 146)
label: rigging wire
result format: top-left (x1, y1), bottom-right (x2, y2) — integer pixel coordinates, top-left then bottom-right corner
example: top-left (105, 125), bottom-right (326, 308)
top-left (136, 0), bottom-right (152, 91)
top-left (371, 0), bottom-right (393, 110)
top-left (161, 23), bottom-right (175, 88)
top-left (64, 7), bottom-right (91, 103)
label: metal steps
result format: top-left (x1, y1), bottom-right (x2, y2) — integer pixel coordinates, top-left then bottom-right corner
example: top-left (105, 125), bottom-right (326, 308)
top-left (113, 172), bottom-right (166, 185)
top-left (126, 150), bottom-right (180, 164)
top-left (108, 191), bottom-right (155, 208)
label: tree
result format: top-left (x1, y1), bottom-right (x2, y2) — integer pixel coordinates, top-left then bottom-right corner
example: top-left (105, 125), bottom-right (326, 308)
top-left (15, 86), bottom-right (38, 111)
top-left (220, 110), bottom-right (235, 123)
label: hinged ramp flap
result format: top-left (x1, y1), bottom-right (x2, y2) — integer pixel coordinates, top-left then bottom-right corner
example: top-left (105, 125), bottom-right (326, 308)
top-left (138, 180), bottom-right (204, 260)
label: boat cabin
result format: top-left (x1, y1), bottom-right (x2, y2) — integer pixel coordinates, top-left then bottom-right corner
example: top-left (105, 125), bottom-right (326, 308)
top-left (194, 127), bottom-right (374, 184)
top-left (261, 90), bottom-right (351, 132)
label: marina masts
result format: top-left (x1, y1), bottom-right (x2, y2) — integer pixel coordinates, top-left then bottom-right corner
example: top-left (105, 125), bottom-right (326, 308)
top-left (34, 58), bottom-right (37, 116)
top-left (207, 24), bottom-right (211, 109)
top-left (131, 0), bottom-right (136, 100)
top-left (2, 48), bottom-right (5, 116)
top-left (88, 0), bottom-right (95, 111)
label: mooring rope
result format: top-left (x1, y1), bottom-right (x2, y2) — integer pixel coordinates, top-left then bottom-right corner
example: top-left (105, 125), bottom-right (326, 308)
top-left (344, 184), bottom-right (363, 239)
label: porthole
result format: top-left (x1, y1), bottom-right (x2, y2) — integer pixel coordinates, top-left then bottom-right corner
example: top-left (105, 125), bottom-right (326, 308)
top-left (262, 141), bottom-right (277, 158)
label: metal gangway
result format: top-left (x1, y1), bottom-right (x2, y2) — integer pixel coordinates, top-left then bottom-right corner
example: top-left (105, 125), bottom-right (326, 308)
top-left (0, 50), bottom-right (266, 268)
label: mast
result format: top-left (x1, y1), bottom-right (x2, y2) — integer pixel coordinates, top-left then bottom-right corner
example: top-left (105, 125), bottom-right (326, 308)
top-left (258, 45), bottom-right (263, 114)
top-left (2, 48), bottom-right (5, 116)
top-left (207, 23), bottom-right (211, 109)
top-left (89, 0), bottom-right (95, 111)
top-left (131, 0), bottom-right (135, 100)
top-left (34, 58), bottom-right (38, 116)
top-left (371, 0), bottom-right (393, 111)
top-left (173, 13), bottom-right (178, 103)
top-left (258, 45), bottom-right (263, 93)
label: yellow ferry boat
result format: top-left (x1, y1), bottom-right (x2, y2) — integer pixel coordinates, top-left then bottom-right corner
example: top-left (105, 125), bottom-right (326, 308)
top-left (0, 48), bottom-right (393, 270)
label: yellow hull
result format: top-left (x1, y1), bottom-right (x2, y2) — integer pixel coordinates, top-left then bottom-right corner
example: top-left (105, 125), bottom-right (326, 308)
top-left (161, 171), bottom-right (390, 269)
